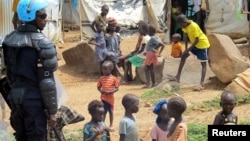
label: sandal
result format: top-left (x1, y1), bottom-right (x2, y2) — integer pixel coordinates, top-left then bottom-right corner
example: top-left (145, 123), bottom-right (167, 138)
top-left (192, 85), bottom-right (205, 91)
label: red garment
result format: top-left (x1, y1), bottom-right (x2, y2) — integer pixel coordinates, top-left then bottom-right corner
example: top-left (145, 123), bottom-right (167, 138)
top-left (97, 75), bottom-right (120, 109)
top-left (145, 51), bottom-right (158, 66)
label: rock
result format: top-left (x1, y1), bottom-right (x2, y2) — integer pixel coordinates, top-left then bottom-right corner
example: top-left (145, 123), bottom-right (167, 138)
top-left (207, 33), bottom-right (250, 83)
top-left (135, 57), bottom-right (165, 84)
top-left (62, 42), bottom-right (99, 74)
top-left (226, 68), bottom-right (250, 97)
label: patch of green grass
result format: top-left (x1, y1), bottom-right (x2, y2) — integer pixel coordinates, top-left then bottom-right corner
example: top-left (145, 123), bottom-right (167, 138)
top-left (239, 120), bottom-right (250, 125)
top-left (237, 94), bottom-right (250, 105)
top-left (64, 128), bottom-right (82, 141)
top-left (140, 86), bottom-right (180, 104)
top-left (188, 123), bottom-right (207, 141)
top-left (190, 94), bottom-right (250, 112)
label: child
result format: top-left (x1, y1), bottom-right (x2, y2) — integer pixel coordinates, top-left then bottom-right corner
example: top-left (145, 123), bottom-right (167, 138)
top-left (119, 93), bottom-right (140, 141)
top-left (105, 17), bottom-right (123, 78)
top-left (88, 22), bottom-right (107, 76)
top-left (97, 60), bottom-right (120, 131)
top-left (213, 90), bottom-right (238, 125)
top-left (169, 14), bottom-right (210, 91)
top-left (47, 105), bottom-right (85, 141)
top-left (83, 100), bottom-right (110, 141)
top-left (122, 21), bottom-right (150, 84)
top-left (150, 99), bottom-right (173, 141)
top-left (171, 33), bottom-right (183, 58)
top-left (167, 96), bottom-right (187, 141)
top-left (91, 4), bottom-right (109, 33)
top-left (143, 24), bottom-right (165, 88)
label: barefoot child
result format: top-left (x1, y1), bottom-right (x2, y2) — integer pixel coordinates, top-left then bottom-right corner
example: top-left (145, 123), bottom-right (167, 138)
top-left (97, 60), bottom-right (120, 131)
top-left (171, 33), bottom-right (183, 58)
top-left (143, 24), bottom-right (165, 88)
top-left (88, 22), bottom-right (107, 76)
top-left (213, 90), bottom-right (238, 125)
top-left (83, 100), bottom-right (110, 141)
top-left (150, 99), bottom-right (173, 141)
top-left (119, 94), bottom-right (140, 141)
top-left (167, 96), bottom-right (187, 141)
top-left (169, 14), bottom-right (210, 91)
top-left (122, 21), bottom-right (150, 84)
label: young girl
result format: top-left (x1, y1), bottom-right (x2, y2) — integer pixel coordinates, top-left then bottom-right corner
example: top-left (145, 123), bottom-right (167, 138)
top-left (143, 24), bottom-right (165, 88)
top-left (83, 100), bottom-right (110, 141)
top-left (119, 93), bottom-right (140, 141)
top-left (122, 21), bottom-right (150, 84)
top-left (167, 96), bottom-right (187, 141)
top-left (213, 90), bottom-right (238, 125)
top-left (150, 99), bottom-right (173, 141)
top-left (97, 60), bottom-right (120, 131)
top-left (88, 22), bottom-right (107, 76)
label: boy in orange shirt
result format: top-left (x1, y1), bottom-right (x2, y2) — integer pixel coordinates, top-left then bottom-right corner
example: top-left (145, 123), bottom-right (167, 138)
top-left (171, 33), bottom-right (183, 58)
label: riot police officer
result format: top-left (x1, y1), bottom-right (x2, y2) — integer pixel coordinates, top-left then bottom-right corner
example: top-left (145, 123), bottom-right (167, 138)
top-left (2, 0), bottom-right (58, 140)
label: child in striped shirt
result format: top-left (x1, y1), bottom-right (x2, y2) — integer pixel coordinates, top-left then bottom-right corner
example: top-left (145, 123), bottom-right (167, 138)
top-left (97, 60), bottom-right (120, 131)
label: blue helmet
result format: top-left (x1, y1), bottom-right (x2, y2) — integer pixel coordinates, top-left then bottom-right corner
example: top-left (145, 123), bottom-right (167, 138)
top-left (17, 0), bottom-right (48, 22)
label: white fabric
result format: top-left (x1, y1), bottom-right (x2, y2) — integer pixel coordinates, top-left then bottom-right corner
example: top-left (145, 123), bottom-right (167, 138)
top-left (190, 0), bottom-right (202, 12)
top-left (206, 0), bottom-right (249, 37)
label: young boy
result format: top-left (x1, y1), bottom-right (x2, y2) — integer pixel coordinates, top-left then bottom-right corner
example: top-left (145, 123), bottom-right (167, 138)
top-left (119, 93), bottom-right (140, 141)
top-left (169, 14), bottom-right (210, 91)
top-left (97, 60), bottom-right (120, 131)
top-left (171, 33), bottom-right (183, 58)
top-left (143, 24), bottom-right (165, 88)
top-left (91, 4), bottom-right (109, 33)
top-left (213, 90), bottom-right (238, 125)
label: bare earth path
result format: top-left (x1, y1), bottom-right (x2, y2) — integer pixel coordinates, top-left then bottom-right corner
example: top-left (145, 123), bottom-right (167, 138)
top-left (55, 31), bottom-right (250, 141)
top-left (3, 31), bottom-right (250, 141)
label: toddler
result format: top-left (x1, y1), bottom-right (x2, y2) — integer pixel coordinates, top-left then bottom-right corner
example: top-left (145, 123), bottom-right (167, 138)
top-left (171, 33), bottom-right (183, 58)
top-left (83, 100), bottom-right (110, 141)
top-left (119, 94), bottom-right (140, 141)
top-left (97, 60), bottom-right (120, 131)
top-left (213, 90), bottom-right (238, 125)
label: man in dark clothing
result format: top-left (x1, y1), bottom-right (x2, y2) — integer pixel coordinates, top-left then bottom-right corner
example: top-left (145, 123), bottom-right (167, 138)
top-left (2, 0), bottom-right (58, 140)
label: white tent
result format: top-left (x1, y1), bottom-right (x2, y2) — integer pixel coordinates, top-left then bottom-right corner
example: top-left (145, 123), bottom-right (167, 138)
top-left (62, 0), bottom-right (168, 37)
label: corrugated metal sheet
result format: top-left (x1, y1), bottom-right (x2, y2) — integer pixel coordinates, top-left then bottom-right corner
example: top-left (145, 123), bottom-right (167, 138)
top-left (0, 0), bottom-right (14, 40)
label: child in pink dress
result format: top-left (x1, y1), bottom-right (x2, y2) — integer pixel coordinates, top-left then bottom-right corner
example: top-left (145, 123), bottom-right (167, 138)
top-left (151, 99), bottom-right (173, 141)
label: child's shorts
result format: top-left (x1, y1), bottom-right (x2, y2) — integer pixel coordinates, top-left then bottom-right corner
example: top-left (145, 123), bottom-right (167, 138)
top-left (145, 51), bottom-right (158, 66)
top-left (128, 55), bottom-right (145, 67)
top-left (102, 100), bottom-right (113, 112)
top-left (190, 47), bottom-right (209, 62)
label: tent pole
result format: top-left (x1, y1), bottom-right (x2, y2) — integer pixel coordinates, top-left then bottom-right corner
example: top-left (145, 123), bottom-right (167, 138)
top-left (79, 0), bottom-right (83, 40)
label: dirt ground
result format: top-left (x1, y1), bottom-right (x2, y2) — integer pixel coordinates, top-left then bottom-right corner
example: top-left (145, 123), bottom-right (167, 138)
top-left (2, 30), bottom-right (250, 141)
